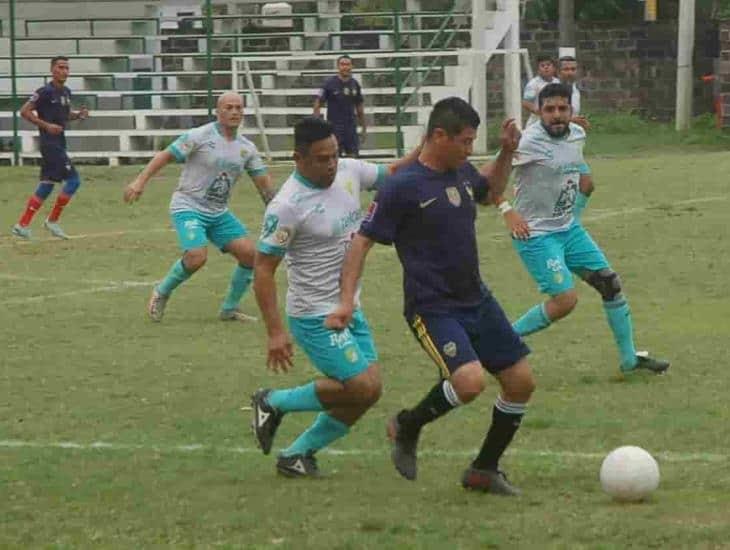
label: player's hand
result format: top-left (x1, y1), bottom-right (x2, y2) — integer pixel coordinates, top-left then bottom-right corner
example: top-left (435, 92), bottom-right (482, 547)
top-left (266, 332), bottom-right (294, 373)
top-left (504, 210), bottom-right (530, 240)
top-left (78, 106), bottom-right (89, 120)
top-left (45, 123), bottom-right (63, 135)
top-left (324, 304), bottom-right (354, 331)
top-left (572, 116), bottom-right (591, 131)
top-left (499, 118), bottom-right (521, 153)
top-left (124, 181), bottom-right (145, 203)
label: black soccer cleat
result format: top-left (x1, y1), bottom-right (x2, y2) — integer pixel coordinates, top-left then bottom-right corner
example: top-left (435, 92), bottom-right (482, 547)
top-left (461, 466), bottom-right (521, 496)
top-left (250, 389), bottom-right (283, 455)
top-left (276, 452), bottom-right (320, 478)
top-left (622, 352), bottom-right (670, 375)
top-left (387, 411), bottom-right (420, 481)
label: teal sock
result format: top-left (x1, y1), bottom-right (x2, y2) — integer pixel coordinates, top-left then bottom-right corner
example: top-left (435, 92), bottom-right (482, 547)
top-left (157, 259), bottom-right (192, 296)
top-left (573, 192), bottom-right (590, 220)
top-left (267, 382), bottom-right (323, 413)
top-left (281, 413), bottom-right (350, 457)
top-left (513, 303), bottom-right (551, 336)
top-left (221, 264), bottom-right (253, 311)
top-left (603, 297), bottom-right (637, 369)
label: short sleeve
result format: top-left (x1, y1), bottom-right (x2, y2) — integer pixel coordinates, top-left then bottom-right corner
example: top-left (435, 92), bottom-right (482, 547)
top-left (167, 129), bottom-right (203, 162)
top-left (317, 79), bottom-right (330, 102)
top-left (472, 172), bottom-right (490, 203)
top-left (358, 179), bottom-right (408, 245)
top-left (512, 133), bottom-right (545, 167)
top-left (29, 87), bottom-right (47, 106)
top-left (256, 200), bottom-right (298, 257)
top-left (522, 80), bottom-right (537, 102)
top-left (349, 159), bottom-right (386, 191)
top-left (244, 147), bottom-right (268, 177)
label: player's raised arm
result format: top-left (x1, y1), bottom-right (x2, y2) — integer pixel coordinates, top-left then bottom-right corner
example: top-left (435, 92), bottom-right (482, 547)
top-left (479, 118), bottom-right (520, 203)
top-left (253, 250), bottom-right (294, 372)
top-left (325, 233), bottom-right (375, 330)
top-left (123, 149), bottom-right (175, 203)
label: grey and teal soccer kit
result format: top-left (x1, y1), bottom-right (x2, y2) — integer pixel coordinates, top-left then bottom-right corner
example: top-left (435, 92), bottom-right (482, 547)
top-left (167, 122), bottom-right (268, 251)
top-left (257, 159), bottom-right (387, 381)
top-left (511, 122), bottom-right (609, 296)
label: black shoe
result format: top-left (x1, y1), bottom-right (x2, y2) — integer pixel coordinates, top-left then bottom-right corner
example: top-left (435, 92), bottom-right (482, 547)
top-left (250, 389), bottom-right (283, 455)
top-left (461, 466), bottom-right (521, 496)
top-left (387, 411), bottom-right (420, 481)
top-left (276, 452), bottom-right (320, 478)
top-left (622, 351), bottom-right (670, 374)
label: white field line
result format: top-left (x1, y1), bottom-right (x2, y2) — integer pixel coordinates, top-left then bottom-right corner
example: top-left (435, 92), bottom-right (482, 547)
top-left (0, 439), bottom-right (725, 463)
top-left (0, 280), bottom-right (152, 305)
top-left (0, 195), bottom-right (725, 249)
top-left (0, 273), bottom-right (152, 286)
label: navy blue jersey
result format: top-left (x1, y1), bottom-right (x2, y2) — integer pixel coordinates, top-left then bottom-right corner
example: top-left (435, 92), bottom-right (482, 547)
top-left (359, 160), bottom-right (491, 317)
top-left (317, 75), bottom-right (363, 127)
top-left (29, 83), bottom-right (72, 146)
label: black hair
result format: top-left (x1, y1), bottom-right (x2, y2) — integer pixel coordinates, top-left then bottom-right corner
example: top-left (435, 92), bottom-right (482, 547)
top-left (426, 97), bottom-right (480, 138)
top-left (536, 55), bottom-right (554, 66)
top-left (294, 116), bottom-right (334, 155)
top-left (337, 55), bottom-right (352, 64)
top-left (538, 82), bottom-right (572, 108)
top-left (51, 56), bottom-right (69, 68)
top-left (558, 55), bottom-right (577, 68)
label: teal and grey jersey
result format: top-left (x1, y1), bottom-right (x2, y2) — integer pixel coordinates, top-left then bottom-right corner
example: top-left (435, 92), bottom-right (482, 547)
top-left (512, 122), bottom-right (591, 236)
top-left (523, 75), bottom-right (560, 126)
top-left (257, 158), bottom-right (387, 317)
top-left (166, 122), bottom-right (267, 215)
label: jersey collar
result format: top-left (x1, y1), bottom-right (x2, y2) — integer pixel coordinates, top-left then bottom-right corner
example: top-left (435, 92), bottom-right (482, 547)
top-left (294, 171), bottom-right (320, 189)
top-left (214, 122), bottom-right (238, 140)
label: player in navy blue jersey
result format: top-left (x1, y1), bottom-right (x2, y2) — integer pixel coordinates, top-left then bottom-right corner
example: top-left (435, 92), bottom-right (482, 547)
top-left (328, 97), bottom-right (535, 495)
top-left (12, 56), bottom-right (89, 240)
top-left (313, 55), bottom-right (366, 157)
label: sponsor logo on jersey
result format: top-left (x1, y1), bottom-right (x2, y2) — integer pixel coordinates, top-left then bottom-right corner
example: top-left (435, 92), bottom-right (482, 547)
top-left (274, 227), bottom-right (292, 245)
top-left (443, 341), bottom-right (458, 358)
top-left (446, 187), bottom-right (461, 207)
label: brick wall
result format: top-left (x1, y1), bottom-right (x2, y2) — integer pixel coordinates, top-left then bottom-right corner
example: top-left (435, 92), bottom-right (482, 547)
top-left (486, 20), bottom-right (716, 121)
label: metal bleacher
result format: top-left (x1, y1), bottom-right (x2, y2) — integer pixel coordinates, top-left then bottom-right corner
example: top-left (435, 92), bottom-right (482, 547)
top-left (0, 0), bottom-right (517, 164)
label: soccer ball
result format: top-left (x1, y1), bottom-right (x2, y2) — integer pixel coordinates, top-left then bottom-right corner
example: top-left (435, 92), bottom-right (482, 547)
top-left (599, 446), bottom-right (660, 502)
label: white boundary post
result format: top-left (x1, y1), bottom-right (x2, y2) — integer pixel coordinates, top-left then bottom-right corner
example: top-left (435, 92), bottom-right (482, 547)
top-left (243, 60), bottom-right (272, 162)
top-left (676, 0), bottom-right (695, 131)
top-left (471, 0), bottom-right (488, 155)
top-left (503, 0), bottom-right (522, 127)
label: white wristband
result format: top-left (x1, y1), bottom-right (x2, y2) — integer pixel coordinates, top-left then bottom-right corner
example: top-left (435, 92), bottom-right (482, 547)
top-left (498, 201), bottom-right (513, 215)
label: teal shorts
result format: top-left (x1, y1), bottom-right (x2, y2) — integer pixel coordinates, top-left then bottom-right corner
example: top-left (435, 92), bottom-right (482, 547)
top-left (513, 223), bottom-right (610, 296)
top-left (171, 210), bottom-right (248, 252)
top-left (288, 309), bottom-right (378, 382)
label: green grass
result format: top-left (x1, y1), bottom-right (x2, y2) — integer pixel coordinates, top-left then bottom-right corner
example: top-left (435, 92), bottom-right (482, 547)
top-left (1, 146), bottom-right (730, 548)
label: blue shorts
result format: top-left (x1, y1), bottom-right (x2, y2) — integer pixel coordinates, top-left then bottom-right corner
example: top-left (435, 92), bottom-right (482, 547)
top-left (171, 210), bottom-right (248, 252)
top-left (513, 223), bottom-right (610, 296)
top-left (408, 295), bottom-right (530, 377)
top-left (332, 124), bottom-right (359, 157)
top-left (288, 309), bottom-right (378, 382)
top-left (40, 142), bottom-right (77, 182)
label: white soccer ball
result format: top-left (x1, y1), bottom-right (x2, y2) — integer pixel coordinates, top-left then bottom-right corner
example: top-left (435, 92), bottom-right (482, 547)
top-left (599, 446), bottom-right (660, 502)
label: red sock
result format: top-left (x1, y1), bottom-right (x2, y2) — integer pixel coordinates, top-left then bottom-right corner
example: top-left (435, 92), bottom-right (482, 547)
top-left (47, 193), bottom-right (71, 222)
top-left (18, 195), bottom-right (44, 227)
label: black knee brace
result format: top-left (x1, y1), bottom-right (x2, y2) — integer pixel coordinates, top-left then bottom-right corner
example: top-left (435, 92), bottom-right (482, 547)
top-left (584, 269), bottom-right (623, 301)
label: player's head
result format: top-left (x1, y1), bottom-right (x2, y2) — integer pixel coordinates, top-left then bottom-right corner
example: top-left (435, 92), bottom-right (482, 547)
top-left (425, 97), bottom-right (480, 169)
top-left (538, 83), bottom-right (572, 137)
top-left (536, 55), bottom-right (555, 79)
top-left (50, 56), bottom-right (70, 84)
top-left (293, 116), bottom-right (338, 187)
top-left (337, 55), bottom-right (353, 79)
top-left (216, 92), bottom-right (244, 128)
top-left (558, 56), bottom-right (578, 83)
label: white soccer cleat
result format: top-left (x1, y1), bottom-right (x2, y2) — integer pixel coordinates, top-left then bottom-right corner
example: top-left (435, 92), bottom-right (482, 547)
top-left (11, 224), bottom-right (32, 240)
top-left (148, 287), bottom-right (169, 322)
top-left (219, 308), bottom-right (258, 322)
top-left (43, 219), bottom-right (69, 240)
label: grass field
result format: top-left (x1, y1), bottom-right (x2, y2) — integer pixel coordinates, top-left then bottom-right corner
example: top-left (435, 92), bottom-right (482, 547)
top-left (1, 147), bottom-right (730, 548)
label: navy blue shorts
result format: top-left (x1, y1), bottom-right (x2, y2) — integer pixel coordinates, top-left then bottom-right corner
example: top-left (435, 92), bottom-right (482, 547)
top-left (333, 125), bottom-right (359, 157)
top-left (408, 295), bottom-right (530, 378)
top-left (40, 142), bottom-right (77, 182)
